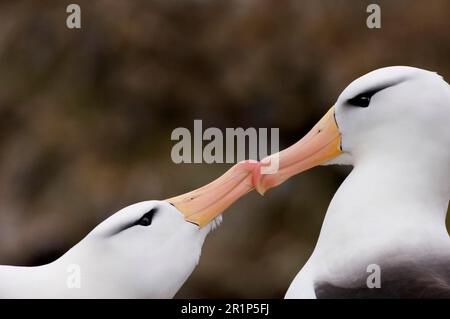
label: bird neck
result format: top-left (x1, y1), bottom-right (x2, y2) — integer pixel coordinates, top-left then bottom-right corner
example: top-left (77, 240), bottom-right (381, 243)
top-left (316, 154), bottom-right (449, 255)
top-left (0, 246), bottom-right (100, 298)
top-left (0, 263), bottom-right (62, 298)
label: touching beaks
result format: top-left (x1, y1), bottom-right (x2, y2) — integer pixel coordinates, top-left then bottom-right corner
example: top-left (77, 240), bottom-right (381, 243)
top-left (167, 107), bottom-right (341, 225)
top-left (166, 160), bottom-right (261, 228)
top-left (254, 106), bottom-right (342, 195)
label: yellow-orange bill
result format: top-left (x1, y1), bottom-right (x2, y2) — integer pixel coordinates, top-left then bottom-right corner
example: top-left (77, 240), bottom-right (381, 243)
top-left (255, 106), bottom-right (342, 195)
top-left (166, 160), bottom-right (261, 228)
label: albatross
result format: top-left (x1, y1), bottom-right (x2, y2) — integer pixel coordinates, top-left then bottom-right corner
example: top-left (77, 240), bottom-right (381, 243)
top-left (254, 66), bottom-right (450, 298)
top-left (0, 160), bottom-right (260, 298)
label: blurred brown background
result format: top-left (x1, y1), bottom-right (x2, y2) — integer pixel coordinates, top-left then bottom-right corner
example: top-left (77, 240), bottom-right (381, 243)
top-left (0, 0), bottom-right (448, 298)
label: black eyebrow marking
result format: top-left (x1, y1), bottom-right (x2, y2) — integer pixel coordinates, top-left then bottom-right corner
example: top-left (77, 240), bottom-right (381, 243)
top-left (347, 79), bottom-right (405, 106)
top-left (134, 207), bottom-right (158, 227)
top-left (357, 87), bottom-right (384, 97)
top-left (108, 207), bottom-right (159, 236)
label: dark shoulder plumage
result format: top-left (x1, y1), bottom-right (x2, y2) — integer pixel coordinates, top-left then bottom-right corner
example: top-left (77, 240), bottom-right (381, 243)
top-left (314, 255), bottom-right (450, 299)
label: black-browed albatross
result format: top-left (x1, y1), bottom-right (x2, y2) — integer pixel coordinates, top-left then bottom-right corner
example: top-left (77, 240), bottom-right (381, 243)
top-left (254, 66), bottom-right (450, 298)
top-left (0, 160), bottom-right (261, 298)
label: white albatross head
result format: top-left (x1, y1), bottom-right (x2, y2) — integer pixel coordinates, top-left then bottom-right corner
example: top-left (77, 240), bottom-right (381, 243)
top-left (333, 66), bottom-right (450, 168)
top-left (255, 66), bottom-right (450, 200)
top-left (71, 200), bottom-right (219, 299)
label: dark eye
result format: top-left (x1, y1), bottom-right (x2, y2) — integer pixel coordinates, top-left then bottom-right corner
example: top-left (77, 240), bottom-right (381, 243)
top-left (136, 208), bottom-right (157, 226)
top-left (347, 93), bottom-right (372, 108)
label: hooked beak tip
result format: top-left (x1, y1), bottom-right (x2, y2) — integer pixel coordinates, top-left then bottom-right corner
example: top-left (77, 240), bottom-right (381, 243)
top-left (254, 181), bottom-right (267, 196)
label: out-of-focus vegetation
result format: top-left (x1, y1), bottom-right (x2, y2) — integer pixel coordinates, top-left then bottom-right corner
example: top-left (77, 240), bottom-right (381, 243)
top-left (0, 0), bottom-right (448, 298)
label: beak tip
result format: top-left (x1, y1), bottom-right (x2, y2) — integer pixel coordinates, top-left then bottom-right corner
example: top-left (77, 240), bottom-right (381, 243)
top-left (254, 184), bottom-right (267, 196)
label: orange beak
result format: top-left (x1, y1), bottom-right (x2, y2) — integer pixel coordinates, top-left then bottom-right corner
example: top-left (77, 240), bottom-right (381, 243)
top-left (167, 160), bottom-right (261, 228)
top-left (255, 107), bottom-right (342, 195)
